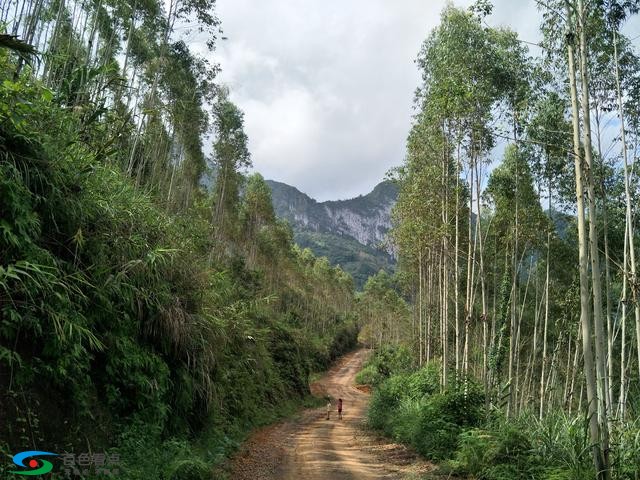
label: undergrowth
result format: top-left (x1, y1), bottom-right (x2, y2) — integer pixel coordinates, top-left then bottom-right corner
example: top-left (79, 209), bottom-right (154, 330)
top-left (362, 347), bottom-right (639, 480)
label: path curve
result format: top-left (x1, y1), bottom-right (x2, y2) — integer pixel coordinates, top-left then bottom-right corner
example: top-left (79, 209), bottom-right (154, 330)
top-left (229, 349), bottom-right (434, 480)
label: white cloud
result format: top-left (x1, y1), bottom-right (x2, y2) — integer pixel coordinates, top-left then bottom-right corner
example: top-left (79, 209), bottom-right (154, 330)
top-left (207, 0), bottom-right (628, 201)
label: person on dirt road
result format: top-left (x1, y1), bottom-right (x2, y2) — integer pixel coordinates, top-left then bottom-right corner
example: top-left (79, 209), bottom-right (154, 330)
top-left (338, 398), bottom-right (343, 420)
top-left (326, 400), bottom-right (331, 420)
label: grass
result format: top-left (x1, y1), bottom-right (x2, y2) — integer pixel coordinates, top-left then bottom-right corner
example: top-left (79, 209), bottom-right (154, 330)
top-left (355, 349), bottom-right (640, 480)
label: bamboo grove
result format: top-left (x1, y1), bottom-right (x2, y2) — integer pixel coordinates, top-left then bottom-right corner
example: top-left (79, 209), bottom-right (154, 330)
top-left (388, 2), bottom-right (640, 478)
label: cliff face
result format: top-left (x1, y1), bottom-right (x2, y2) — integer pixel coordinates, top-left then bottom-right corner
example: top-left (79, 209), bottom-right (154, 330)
top-left (266, 180), bottom-right (397, 288)
top-left (267, 180), bottom-right (397, 251)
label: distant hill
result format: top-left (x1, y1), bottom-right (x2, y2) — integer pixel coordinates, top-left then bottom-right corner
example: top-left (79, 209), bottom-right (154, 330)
top-left (266, 180), bottom-right (398, 288)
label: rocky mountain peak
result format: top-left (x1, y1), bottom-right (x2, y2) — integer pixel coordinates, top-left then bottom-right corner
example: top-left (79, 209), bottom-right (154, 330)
top-left (266, 180), bottom-right (398, 288)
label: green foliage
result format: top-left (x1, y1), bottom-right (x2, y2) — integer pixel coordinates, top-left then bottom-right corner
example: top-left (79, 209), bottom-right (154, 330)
top-left (364, 350), bottom-right (639, 479)
top-left (489, 269), bottom-right (512, 380)
top-left (166, 459), bottom-right (211, 480)
top-left (408, 383), bottom-right (485, 460)
top-left (366, 357), bottom-right (484, 461)
top-left (612, 418), bottom-right (640, 479)
top-left (357, 344), bottom-right (414, 386)
top-left (365, 352), bottom-right (612, 479)
top-left (329, 320), bottom-right (359, 361)
top-left (486, 144), bottom-right (550, 250)
top-left (294, 231), bottom-right (394, 290)
top-left (367, 373), bottom-right (411, 431)
top-left (0, 59), bottom-right (359, 478)
top-left (371, 344), bottom-right (414, 377)
top-left (358, 273), bottom-right (413, 348)
top-left (212, 88), bottom-right (251, 238)
top-left (355, 364), bottom-right (379, 385)
top-left (450, 412), bottom-right (596, 480)
top-left (366, 364), bottom-right (602, 479)
top-left (384, 1), bottom-right (640, 478)
top-left (404, 360), bottom-right (440, 398)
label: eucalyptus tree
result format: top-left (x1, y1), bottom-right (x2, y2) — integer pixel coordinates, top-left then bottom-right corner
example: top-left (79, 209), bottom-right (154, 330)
top-left (241, 173), bottom-right (276, 264)
top-left (526, 92), bottom-right (572, 418)
top-left (407, 3), bottom-right (535, 395)
top-left (3, 0), bottom-right (221, 212)
top-left (157, 40), bottom-right (216, 208)
top-left (358, 271), bottom-right (412, 349)
top-left (391, 114), bottom-right (456, 366)
top-left (485, 144), bottom-right (549, 412)
top-left (211, 89), bottom-right (251, 244)
top-left (557, 1), bottom-right (610, 475)
top-left (601, 0), bottom-right (640, 415)
top-left (536, 0), bottom-right (640, 473)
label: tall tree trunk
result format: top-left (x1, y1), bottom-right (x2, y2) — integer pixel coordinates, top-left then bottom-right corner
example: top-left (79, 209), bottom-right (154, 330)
top-left (464, 155), bottom-right (479, 378)
top-left (427, 255), bottom-right (433, 363)
top-left (619, 216), bottom-right (629, 419)
top-left (569, 327), bottom-right (581, 413)
top-left (507, 149), bottom-right (519, 418)
top-left (455, 141), bottom-right (461, 377)
top-left (565, 2), bottom-right (608, 476)
top-left (442, 142), bottom-right (449, 388)
top-left (613, 28), bottom-right (640, 393)
top-left (474, 159), bottom-right (488, 388)
top-left (540, 173), bottom-right (552, 419)
top-left (463, 154), bottom-right (474, 377)
top-left (419, 249), bottom-right (424, 365)
top-left (576, 2), bottom-right (611, 472)
top-left (563, 332), bottom-right (573, 411)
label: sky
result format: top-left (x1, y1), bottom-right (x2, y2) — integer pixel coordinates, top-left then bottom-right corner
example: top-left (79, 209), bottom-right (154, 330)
top-left (209, 0), bottom-right (636, 201)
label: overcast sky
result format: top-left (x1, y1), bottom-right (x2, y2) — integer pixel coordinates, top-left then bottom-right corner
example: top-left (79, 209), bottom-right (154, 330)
top-left (210, 1), bottom-right (634, 201)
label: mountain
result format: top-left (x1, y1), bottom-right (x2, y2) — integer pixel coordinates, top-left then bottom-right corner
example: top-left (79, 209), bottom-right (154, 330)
top-left (266, 180), bottom-right (398, 289)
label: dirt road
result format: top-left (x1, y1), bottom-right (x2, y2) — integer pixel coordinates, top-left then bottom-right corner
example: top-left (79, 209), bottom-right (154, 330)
top-left (229, 349), bottom-right (434, 480)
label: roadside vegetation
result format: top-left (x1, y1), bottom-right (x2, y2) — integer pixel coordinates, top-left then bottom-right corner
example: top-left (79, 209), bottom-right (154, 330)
top-left (358, 347), bottom-right (640, 479)
top-left (0, 6), bottom-right (357, 476)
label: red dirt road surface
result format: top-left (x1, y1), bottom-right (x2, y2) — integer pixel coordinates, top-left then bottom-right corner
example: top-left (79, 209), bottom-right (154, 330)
top-left (229, 348), bottom-right (436, 480)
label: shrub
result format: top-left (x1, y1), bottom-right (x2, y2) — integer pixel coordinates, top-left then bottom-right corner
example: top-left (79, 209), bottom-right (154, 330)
top-left (491, 424), bottom-right (536, 475)
top-left (525, 411), bottom-right (592, 479)
top-left (329, 319), bottom-right (358, 360)
top-left (450, 422), bottom-right (535, 479)
top-left (390, 397), bottom-right (422, 442)
top-left (368, 369), bottom-right (485, 462)
top-left (367, 373), bottom-right (411, 431)
top-left (612, 418), bottom-right (640, 479)
top-left (410, 393), bottom-right (463, 460)
top-left (358, 344), bottom-right (414, 388)
top-left (405, 361), bottom-right (440, 399)
top-left (450, 413), bottom-right (596, 480)
top-left (373, 344), bottom-right (414, 378)
top-left (166, 459), bottom-right (211, 480)
top-left (355, 363), bottom-right (380, 385)
top-left (451, 428), bottom-right (497, 475)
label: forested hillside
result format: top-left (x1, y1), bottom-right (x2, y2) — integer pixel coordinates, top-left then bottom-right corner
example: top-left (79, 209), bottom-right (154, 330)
top-left (0, 1), bottom-right (358, 478)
